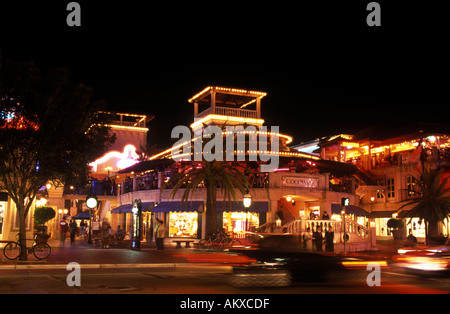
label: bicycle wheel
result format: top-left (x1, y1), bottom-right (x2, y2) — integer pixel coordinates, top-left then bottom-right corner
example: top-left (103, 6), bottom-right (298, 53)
top-left (33, 242), bottom-right (51, 260)
top-left (198, 239), bottom-right (212, 251)
top-left (3, 242), bottom-right (21, 260)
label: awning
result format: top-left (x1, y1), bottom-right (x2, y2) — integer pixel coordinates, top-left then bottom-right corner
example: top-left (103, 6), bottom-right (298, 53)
top-left (152, 201), bottom-right (204, 213)
top-left (110, 202), bottom-right (154, 214)
top-left (368, 211), bottom-right (397, 218)
top-left (331, 204), bottom-right (369, 216)
top-left (71, 211), bottom-right (92, 220)
top-left (216, 201), bottom-right (269, 213)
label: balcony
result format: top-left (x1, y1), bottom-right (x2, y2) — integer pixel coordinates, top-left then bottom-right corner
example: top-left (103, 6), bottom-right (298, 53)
top-left (196, 106), bottom-right (259, 120)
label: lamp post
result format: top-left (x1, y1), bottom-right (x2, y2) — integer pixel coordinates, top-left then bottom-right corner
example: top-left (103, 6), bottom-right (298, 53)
top-left (243, 190), bottom-right (252, 208)
top-left (341, 197), bottom-right (349, 255)
top-left (86, 192), bottom-right (98, 244)
top-left (131, 199), bottom-right (142, 251)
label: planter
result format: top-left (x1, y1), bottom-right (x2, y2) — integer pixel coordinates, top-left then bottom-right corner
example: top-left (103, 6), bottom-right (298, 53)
top-left (391, 229), bottom-right (403, 240)
top-left (35, 233), bottom-right (51, 244)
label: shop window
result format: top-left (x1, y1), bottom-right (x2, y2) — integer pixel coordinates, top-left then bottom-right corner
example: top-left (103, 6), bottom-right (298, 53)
top-left (223, 212), bottom-right (259, 238)
top-left (406, 175), bottom-right (417, 198)
top-left (387, 178), bottom-right (395, 198)
top-left (168, 212), bottom-right (198, 238)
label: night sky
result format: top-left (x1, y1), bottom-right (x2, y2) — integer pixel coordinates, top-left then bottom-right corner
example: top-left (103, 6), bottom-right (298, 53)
top-left (1, 1), bottom-right (448, 149)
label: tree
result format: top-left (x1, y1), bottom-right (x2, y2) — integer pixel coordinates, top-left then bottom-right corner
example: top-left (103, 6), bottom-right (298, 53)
top-left (0, 59), bottom-right (115, 260)
top-left (34, 206), bottom-right (56, 233)
top-left (163, 160), bottom-right (251, 237)
top-left (399, 168), bottom-right (450, 242)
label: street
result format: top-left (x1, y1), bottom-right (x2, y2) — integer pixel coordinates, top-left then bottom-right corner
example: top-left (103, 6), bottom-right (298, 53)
top-left (0, 264), bottom-right (448, 295)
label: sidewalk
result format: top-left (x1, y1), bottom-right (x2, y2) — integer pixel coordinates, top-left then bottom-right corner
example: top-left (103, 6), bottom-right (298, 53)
top-left (0, 238), bottom-right (196, 270)
top-left (1, 238), bottom-right (403, 270)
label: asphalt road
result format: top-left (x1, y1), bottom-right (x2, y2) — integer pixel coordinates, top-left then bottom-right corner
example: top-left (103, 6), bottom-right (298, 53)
top-left (0, 265), bottom-right (448, 295)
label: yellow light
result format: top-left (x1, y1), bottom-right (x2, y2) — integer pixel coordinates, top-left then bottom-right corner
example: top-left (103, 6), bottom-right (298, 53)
top-left (190, 114), bottom-right (265, 129)
top-left (106, 124), bottom-right (149, 132)
top-left (341, 261), bottom-right (388, 268)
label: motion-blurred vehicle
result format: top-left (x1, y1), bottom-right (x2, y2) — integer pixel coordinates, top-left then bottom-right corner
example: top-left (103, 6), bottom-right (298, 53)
top-left (228, 234), bottom-right (347, 287)
top-left (394, 237), bottom-right (450, 276)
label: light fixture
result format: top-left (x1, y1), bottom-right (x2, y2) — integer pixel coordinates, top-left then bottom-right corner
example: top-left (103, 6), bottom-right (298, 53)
top-left (243, 190), bottom-right (252, 208)
top-left (86, 193), bottom-right (98, 209)
top-left (286, 196), bottom-right (292, 202)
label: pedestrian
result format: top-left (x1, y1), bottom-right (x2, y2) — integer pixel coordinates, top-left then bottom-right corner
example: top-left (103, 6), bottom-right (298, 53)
top-left (302, 227), bottom-right (313, 251)
top-left (325, 226), bottom-right (334, 252)
top-left (322, 211), bottom-right (330, 220)
top-left (406, 230), bottom-right (417, 246)
top-left (69, 219), bottom-right (78, 245)
top-left (115, 225), bottom-right (125, 241)
top-left (101, 220), bottom-right (112, 249)
top-left (79, 220), bottom-right (87, 238)
top-left (313, 226), bottom-right (324, 252)
top-left (155, 218), bottom-right (165, 251)
top-left (59, 219), bottom-right (69, 246)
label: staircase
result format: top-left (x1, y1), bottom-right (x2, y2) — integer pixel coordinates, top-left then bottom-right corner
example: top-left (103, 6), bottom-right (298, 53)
top-left (278, 198), bottom-right (298, 224)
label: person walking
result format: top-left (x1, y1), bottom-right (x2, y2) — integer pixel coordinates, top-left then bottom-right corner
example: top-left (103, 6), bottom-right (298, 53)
top-left (155, 218), bottom-right (165, 251)
top-left (69, 219), bottom-right (78, 245)
top-left (325, 226), bottom-right (335, 252)
top-left (59, 219), bottom-right (69, 246)
top-left (313, 226), bottom-right (324, 252)
top-left (302, 227), bottom-right (313, 251)
top-left (101, 220), bottom-right (112, 249)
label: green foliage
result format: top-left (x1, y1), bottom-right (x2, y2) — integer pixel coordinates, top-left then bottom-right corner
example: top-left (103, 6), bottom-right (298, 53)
top-left (162, 160), bottom-right (251, 236)
top-left (0, 59), bottom-right (116, 259)
top-left (34, 206), bottom-right (56, 226)
top-left (399, 168), bottom-right (450, 237)
top-left (387, 218), bottom-right (403, 230)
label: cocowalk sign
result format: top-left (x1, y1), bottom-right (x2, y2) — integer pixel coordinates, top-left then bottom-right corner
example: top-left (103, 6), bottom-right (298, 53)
top-left (282, 176), bottom-right (318, 189)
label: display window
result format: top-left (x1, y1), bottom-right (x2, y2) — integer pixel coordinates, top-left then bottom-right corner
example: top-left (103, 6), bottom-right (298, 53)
top-left (223, 212), bottom-right (259, 238)
top-left (168, 212), bottom-right (198, 238)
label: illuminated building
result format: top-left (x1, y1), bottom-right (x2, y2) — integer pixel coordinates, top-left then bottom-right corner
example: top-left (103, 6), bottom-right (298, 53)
top-left (115, 87), bottom-right (373, 252)
top-left (0, 111), bottom-right (153, 242)
top-left (295, 123), bottom-right (450, 240)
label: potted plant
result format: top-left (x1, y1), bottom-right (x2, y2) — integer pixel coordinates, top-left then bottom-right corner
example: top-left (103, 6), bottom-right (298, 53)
top-left (387, 218), bottom-right (404, 240)
top-left (34, 206), bottom-right (56, 243)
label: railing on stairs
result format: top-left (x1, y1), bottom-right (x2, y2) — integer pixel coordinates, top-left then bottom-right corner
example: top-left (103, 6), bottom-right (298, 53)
top-left (282, 219), bottom-right (369, 243)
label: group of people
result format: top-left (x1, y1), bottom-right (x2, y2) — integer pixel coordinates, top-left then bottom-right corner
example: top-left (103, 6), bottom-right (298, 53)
top-left (302, 226), bottom-right (335, 252)
top-left (59, 217), bottom-right (166, 250)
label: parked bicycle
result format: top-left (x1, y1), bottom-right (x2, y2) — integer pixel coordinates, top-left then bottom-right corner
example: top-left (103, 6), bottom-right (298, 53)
top-left (3, 234), bottom-right (51, 260)
top-left (198, 230), bottom-right (241, 251)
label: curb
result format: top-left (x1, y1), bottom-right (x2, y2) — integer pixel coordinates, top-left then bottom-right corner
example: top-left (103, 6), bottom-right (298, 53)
top-left (0, 262), bottom-right (233, 272)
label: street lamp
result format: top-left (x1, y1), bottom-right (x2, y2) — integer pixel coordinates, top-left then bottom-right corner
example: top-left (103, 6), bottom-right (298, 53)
top-left (243, 190), bottom-right (252, 208)
top-left (341, 197), bottom-right (349, 255)
top-left (131, 199), bottom-right (142, 251)
top-left (86, 193), bottom-right (97, 244)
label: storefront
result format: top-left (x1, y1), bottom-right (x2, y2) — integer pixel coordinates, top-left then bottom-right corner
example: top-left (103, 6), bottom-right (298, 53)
top-left (168, 211), bottom-right (198, 238)
top-left (331, 204), bottom-right (369, 228)
top-left (217, 201), bottom-right (268, 239)
top-left (110, 201), bottom-right (155, 241)
top-left (152, 201), bottom-right (204, 239)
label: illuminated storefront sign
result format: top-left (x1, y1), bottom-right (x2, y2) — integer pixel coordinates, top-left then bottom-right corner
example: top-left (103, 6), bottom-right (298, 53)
top-left (282, 176), bottom-right (318, 189)
top-left (169, 212), bottom-right (198, 238)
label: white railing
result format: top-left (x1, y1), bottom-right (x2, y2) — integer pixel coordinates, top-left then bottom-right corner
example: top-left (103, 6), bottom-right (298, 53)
top-left (214, 107), bottom-right (258, 119)
top-left (283, 219), bottom-right (369, 243)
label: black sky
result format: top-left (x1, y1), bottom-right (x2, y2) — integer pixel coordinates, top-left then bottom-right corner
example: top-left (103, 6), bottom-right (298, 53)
top-left (1, 1), bottom-right (448, 149)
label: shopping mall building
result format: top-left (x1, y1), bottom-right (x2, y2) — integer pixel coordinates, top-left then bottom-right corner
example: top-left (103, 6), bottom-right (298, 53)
top-left (1, 87), bottom-right (449, 250)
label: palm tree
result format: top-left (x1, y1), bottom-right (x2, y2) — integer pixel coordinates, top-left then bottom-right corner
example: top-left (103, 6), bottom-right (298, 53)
top-left (162, 160), bottom-right (252, 237)
top-left (399, 168), bottom-right (450, 242)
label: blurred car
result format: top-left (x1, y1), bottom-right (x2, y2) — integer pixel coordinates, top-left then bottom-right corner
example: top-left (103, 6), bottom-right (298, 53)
top-left (394, 237), bottom-right (450, 276)
top-left (228, 234), bottom-right (347, 287)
